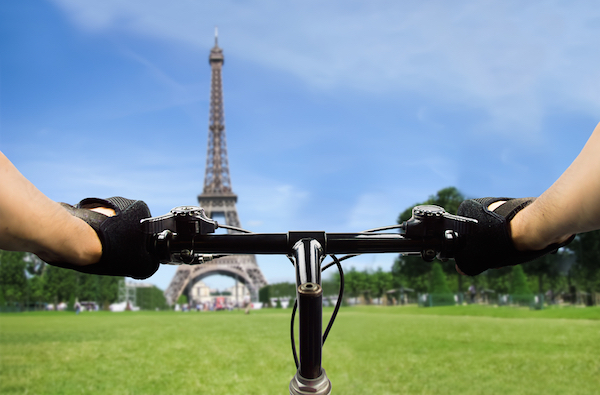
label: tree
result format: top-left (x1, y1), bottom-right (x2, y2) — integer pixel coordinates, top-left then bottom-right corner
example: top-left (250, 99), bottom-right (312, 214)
top-left (177, 294), bottom-right (188, 305)
top-left (342, 268), bottom-right (375, 304)
top-left (428, 262), bottom-right (454, 306)
top-left (0, 251), bottom-right (28, 307)
top-left (0, 250), bottom-right (121, 310)
top-left (95, 275), bottom-right (121, 309)
top-left (570, 230), bottom-right (600, 303)
top-left (28, 275), bottom-right (47, 308)
top-left (322, 272), bottom-right (341, 297)
top-left (77, 273), bottom-right (102, 302)
top-left (356, 269), bottom-right (371, 304)
top-left (522, 252), bottom-right (563, 294)
top-left (44, 264), bottom-right (78, 305)
top-left (510, 265), bottom-right (533, 305)
top-left (482, 266), bottom-right (512, 295)
top-left (370, 267), bottom-right (393, 304)
top-left (136, 286), bottom-right (169, 310)
top-left (392, 256), bottom-right (432, 293)
top-left (258, 285), bottom-right (270, 307)
top-left (344, 267), bottom-right (363, 300)
top-left (269, 282), bottom-right (297, 298)
top-left (429, 262), bottom-right (452, 293)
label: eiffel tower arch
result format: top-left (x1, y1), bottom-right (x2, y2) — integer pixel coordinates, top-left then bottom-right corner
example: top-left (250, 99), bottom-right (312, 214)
top-left (164, 31), bottom-right (268, 306)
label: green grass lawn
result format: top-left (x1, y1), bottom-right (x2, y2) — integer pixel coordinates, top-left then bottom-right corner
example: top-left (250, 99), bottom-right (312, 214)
top-left (1, 305), bottom-right (599, 395)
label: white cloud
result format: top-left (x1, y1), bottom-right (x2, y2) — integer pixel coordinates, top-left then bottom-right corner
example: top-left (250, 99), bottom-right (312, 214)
top-left (51, 0), bottom-right (600, 137)
top-left (345, 192), bottom-right (398, 231)
top-left (343, 185), bottom-right (440, 232)
top-left (13, 140), bottom-right (203, 216)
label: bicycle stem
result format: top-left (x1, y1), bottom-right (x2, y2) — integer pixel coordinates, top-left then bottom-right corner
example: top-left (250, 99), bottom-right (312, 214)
top-left (289, 237), bottom-right (332, 395)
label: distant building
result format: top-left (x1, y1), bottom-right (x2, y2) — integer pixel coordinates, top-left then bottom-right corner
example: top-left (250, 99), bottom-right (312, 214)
top-left (189, 280), bottom-right (251, 307)
top-left (226, 282), bottom-right (251, 305)
top-left (190, 281), bottom-right (213, 304)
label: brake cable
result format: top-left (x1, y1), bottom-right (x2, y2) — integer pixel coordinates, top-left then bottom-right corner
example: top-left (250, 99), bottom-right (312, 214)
top-left (290, 254), bottom-right (345, 369)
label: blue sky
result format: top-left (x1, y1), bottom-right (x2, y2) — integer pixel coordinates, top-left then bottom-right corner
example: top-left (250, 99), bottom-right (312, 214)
top-left (1, 1), bottom-right (599, 291)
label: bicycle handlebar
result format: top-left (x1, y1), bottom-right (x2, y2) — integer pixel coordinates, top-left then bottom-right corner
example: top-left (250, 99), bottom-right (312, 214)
top-left (140, 204), bottom-right (477, 395)
top-left (141, 204), bottom-right (477, 264)
top-left (153, 231), bottom-right (438, 257)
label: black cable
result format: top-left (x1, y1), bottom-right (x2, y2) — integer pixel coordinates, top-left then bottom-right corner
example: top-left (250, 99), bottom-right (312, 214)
top-left (289, 255), bottom-right (299, 369)
top-left (291, 298), bottom-right (299, 369)
top-left (360, 224), bottom-right (403, 233)
top-left (321, 254), bottom-right (356, 272)
top-left (289, 229), bottom-right (395, 370)
top-left (216, 224), bottom-right (253, 233)
top-left (290, 255), bottom-right (345, 368)
top-left (322, 255), bottom-right (344, 344)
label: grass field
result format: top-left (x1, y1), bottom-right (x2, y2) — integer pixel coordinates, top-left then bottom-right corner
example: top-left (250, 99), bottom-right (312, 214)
top-left (1, 305), bottom-right (599, 394)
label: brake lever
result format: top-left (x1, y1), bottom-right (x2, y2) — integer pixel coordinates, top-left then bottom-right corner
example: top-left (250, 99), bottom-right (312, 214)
top-left (141, 206), bottom-right (218, 264)
top-left (400, 205), bottom-right (478, 262)
top-left (141, 206), bottom-right (217, 236)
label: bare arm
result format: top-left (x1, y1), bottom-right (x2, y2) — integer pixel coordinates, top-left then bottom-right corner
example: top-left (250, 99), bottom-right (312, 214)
top-left (511, 122), bottom-right (600, 250)
top-left (0, 152), bottom-right (101, 265)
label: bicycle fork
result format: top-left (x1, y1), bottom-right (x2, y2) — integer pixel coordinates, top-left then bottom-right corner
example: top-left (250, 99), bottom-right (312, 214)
top-left (289, 237), bottom-right (332, 395)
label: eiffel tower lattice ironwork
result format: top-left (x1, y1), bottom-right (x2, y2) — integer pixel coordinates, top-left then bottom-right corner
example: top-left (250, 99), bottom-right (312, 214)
top-left (164, 32), bottom-right (268, 305)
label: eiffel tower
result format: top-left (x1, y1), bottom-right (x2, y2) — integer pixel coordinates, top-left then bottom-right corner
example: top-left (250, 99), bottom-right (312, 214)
top-left (164, 31), bottom-right (268, 305)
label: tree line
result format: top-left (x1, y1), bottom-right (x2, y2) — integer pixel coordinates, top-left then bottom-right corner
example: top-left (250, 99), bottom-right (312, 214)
top-left (259, 261), bottom-right (557, 307)
top-left (2, 186), bottom-right (598, 309)
top-left (0, 250), bottom-right (167, 311)
top-left (393, 187), bottom-right (600, 305)
top-left (260, 267), bottom-right (396, 306)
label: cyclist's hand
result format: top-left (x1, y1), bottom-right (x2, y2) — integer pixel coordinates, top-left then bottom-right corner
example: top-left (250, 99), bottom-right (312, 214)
top-left (49, 197), bottom-right (159, 280)
top-left (453, 197), bottom-right (574, 276)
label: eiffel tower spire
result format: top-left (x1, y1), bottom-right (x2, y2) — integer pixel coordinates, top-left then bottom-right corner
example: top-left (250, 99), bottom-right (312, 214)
top-left (202, 27), bottom-right (233, 197)
top-left (198, 29), bottom-right (242, 227)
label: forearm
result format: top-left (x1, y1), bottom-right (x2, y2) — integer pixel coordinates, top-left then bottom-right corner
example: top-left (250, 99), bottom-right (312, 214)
top-left (0, 152), bottom-right (101, 265)
top-left (511, 122), bottom-right (600, 250)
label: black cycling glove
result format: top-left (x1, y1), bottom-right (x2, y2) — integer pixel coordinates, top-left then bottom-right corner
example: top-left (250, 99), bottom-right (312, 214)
top-left (454, 197), bottom-right (575, 276)
top-left (50, 197), bottom-right (159, 280)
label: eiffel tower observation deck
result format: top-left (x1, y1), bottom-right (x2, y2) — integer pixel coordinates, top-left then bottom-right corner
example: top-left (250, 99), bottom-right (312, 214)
top-left (164, 31), bottom-right (268, 306)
